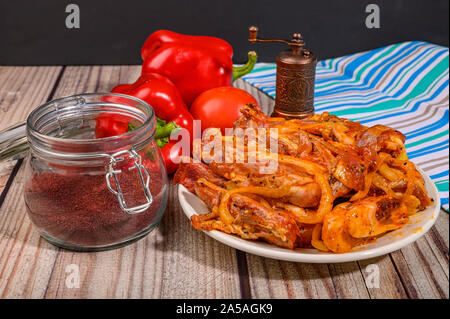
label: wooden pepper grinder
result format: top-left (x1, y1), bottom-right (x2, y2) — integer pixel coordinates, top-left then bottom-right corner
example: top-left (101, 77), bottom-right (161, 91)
top-left (248, 26), bottom-right (317, 119)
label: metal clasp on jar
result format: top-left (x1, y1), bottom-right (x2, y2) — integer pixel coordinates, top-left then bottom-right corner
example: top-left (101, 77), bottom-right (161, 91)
top-left (105, 149), bottom-right (153, 215)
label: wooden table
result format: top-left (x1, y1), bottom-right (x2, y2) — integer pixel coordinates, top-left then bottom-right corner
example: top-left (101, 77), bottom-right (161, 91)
top-left (0, 65), bottom-right (448, 299)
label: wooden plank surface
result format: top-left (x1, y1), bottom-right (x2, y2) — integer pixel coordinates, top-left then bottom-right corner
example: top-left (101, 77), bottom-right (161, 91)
top-left (0, 65), bottom-right (241, 299)
top-left (0, 66), bottom-right (63, 194)
top-left (0, 68), bottom-right (447, 299)
top-left (0, 66), bottom-right (62, 298)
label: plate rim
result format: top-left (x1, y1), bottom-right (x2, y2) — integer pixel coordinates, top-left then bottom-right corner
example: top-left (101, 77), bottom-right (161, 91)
top-left (177, 167), bottom-right (441, 263)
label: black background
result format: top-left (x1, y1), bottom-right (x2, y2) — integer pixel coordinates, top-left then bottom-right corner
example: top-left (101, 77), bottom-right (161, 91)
top-left (0, 0), bottom-right (448, 65)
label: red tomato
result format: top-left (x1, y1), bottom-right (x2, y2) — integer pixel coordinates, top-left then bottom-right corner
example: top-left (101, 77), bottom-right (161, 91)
top-left (190, 87), bottom-right (259, 135)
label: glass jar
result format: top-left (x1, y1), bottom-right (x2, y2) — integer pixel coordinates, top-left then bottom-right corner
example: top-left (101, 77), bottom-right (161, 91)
top-left (6, 93), bottom-right (168, 251)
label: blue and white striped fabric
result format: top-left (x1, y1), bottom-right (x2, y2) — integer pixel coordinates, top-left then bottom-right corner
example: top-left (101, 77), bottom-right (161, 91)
top-left (242, 41), bottom-right (449, 212)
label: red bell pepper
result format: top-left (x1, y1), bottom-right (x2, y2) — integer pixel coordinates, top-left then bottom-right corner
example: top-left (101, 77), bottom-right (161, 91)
top-left (111, 73), bottom-right (194, 140)
top-left (95, 114), bottom-right (131, 138)
top-left (141, 30), bottom-right (257, 106)
top-left (141, 30), bottom-right (233, 61)
top-left (110, 73), bottom-right (194, 174)
top-left (160, 141), bottom-right (182, 174)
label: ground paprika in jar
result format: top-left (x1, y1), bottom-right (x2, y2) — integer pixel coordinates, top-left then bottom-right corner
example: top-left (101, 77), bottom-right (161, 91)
top-left (25, 158), bottom-right (165, 248)
top-left (22, 93), bottom-right (169, 251)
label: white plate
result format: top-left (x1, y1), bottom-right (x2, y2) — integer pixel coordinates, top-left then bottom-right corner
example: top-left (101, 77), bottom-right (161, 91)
top-left (178, 168), bottom-right (440, 263)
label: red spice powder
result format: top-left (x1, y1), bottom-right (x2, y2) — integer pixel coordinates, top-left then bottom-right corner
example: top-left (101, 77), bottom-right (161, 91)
top-left (24, 162), bottom-right (165, 248)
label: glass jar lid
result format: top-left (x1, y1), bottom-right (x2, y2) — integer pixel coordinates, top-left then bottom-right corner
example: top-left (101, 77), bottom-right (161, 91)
top-left (27, 93), bottom-right (155, 161)
top-left (1, 93), bottom-right (158, 215)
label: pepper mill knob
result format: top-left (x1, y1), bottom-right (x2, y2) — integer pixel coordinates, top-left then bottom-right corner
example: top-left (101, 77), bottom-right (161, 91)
top-left (248, 26), bottom-right (259, 42)
top-left (292, 33), bottom-right (302, 42)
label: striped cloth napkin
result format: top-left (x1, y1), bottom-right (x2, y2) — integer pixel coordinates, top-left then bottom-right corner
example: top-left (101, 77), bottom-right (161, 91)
top-left (241, 41), bottom-right (449, 212)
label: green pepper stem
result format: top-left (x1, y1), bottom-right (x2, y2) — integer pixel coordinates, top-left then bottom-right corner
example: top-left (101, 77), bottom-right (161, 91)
top-left (156, 138), bottom-right (168, 148)
top-left (232, 51), bottom-right (258, 82)
top-left (155, 121), bottom-right (178, 139)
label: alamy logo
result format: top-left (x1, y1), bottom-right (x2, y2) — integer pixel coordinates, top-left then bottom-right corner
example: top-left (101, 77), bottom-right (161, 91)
top-left (65, 264), bottom-right (80, 288)
top-left (365, 4), bottom-right (380, 29)
top-left (365, 264), bottom-right (380, 288)
top-left (65, 4), bottom-right (80, 29)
